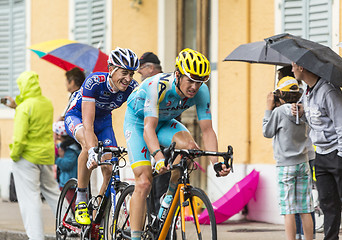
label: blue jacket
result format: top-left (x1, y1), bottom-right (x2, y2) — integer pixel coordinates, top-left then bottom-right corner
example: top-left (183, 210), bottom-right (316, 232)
top-left (55, 143), bottom-right (80, 187)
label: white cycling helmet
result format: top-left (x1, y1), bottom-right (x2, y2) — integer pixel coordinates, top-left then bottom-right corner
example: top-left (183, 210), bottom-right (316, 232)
top-left (107, 47), bottom-right (139, 71)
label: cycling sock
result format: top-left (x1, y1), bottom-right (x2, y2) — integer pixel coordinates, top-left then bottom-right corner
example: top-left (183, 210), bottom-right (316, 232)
top-left (76, 188), bottom-right (88, 205)
top-left (131, 230), bottom-right (143, 240)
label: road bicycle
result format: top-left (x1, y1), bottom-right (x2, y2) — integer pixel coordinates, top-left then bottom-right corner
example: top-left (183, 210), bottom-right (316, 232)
top-left (56, 141), bottom-right (129, 240)
top-left (112, 142), bottom-right (233, 240)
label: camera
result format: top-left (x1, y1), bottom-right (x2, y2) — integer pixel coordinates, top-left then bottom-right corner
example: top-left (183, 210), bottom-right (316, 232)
top-left (273, 90), bottom-right (281, 104)
top-left (1, 98), bottom-right (8, 105)
top-left (273, 90), bottom-right (302, 104)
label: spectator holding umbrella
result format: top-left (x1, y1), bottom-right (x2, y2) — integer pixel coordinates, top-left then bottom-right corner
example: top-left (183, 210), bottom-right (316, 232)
top-left (291, 63), bottom-right (342, 240)
top-left (267, 33), bottom-right (342, 240)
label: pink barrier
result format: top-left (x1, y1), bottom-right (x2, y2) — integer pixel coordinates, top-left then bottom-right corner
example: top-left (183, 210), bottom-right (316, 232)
top-left (187, 169), bottom-right (260, 224)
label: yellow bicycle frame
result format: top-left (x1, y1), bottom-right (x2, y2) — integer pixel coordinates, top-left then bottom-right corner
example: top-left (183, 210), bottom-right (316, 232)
top-left (157, 183), bottom-right (202, 240)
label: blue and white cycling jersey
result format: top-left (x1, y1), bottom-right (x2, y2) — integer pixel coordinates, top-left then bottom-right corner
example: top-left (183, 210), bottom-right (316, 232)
top-left (126, 72), bottom-right (211, 122)
top-left (67, 72), bottom-right (139, 119)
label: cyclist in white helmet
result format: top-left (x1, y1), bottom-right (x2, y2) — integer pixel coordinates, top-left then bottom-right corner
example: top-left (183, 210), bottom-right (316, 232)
top-left (64, 47), bottom-right (139, 225)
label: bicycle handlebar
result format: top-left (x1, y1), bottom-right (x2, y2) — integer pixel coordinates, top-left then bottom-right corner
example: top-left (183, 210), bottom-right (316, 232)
top-left (162, 142), bottom-right (234, 176)
top-left (94, 141), bottom-right (128, 166)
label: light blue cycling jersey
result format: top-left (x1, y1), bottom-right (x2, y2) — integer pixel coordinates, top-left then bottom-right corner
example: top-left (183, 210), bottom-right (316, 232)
top-left (124, 72), bottom-right (212, 168)
top-left (126, 72), bottom-right (211, 122)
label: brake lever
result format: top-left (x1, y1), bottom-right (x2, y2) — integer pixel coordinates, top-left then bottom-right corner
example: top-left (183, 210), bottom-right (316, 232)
top-left (163, 142), bottom-right (176, 167)
top-left (95, 141), bottom-right (103, 164)
top-left (214, 145), bottom-right (234, 177)
top-left (227, 145), bottom-right (234, 173)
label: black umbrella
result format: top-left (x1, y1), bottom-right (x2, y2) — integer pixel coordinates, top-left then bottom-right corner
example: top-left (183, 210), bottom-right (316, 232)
top-left (224, 41), bottom-right (291, 66)
top-left (265, 33), bottom-right (342, 87)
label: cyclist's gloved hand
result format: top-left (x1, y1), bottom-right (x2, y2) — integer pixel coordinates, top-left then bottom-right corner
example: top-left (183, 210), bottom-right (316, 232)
top-left (155, 158), bottom-right (166, 174)
top-left (213, 162), bottom-right (230, 177)
top-left (87, 147), bottom-right (98, 169)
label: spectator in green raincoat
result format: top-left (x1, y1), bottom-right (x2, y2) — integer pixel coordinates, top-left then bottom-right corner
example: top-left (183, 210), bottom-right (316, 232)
top-left (8, 71), bottom-right (60, 240)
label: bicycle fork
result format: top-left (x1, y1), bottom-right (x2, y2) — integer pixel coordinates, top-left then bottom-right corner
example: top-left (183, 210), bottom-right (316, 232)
top-left (158, 184), bottom-right (202, 240)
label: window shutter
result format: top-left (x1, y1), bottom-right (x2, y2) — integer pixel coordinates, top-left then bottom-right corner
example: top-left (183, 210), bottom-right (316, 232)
top-left (0, 0), bottom-right (25, 98)
top-left (73, 0), bottom-right (106, 50)
top-left (307, 0), bottom-right (331, 46)
top-left (283, 0), bottom-right (305, 37)
top-left (282, 0), bottom-right (331, 47)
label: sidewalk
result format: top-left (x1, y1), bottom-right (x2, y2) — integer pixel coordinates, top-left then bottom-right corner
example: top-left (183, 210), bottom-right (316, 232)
top-left (0, 199), bottom-right (327, 240)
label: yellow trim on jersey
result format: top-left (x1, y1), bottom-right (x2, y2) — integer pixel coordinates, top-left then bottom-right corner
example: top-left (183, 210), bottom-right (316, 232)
top-left (131, 160), bottom-right (151, 169)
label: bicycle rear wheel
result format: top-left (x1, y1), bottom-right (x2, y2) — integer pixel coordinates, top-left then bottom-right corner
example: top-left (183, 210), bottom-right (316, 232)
top-left (170, 187), bottom-right (217, 240)
top-left (105, 184), bottom-right (134, 240)
top-left (56, 178), bottom-right (79, 240)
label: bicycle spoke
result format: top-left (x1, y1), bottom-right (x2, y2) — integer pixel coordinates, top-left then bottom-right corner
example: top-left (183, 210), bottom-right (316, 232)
top-left (104, 184), bottom-right (132, 240)
top-left (56, 178), bottom-right (80, 240)
top-left (170, 187), bottom-right (217, 240)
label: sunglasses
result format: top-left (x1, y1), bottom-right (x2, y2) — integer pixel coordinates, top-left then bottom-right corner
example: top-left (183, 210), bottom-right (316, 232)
top-left (180, 63), bottom-right (210, 83)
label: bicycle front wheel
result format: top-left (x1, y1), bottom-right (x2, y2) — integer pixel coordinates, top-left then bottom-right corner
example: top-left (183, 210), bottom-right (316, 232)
top-left (103, 182), bottom-right (131, 240)
top-left (56, 178), bottom-right (79, 240)
top-left (170, 187), bottom-right (217, 240)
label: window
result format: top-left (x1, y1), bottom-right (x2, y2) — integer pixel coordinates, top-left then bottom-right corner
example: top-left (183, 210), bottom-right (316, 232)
top-left (282, 0), bottom-right (332, 46)
top-left (0, 0), bottom-right (25, 99)
top-left (72, 0), bottom-right (107, 50)
top-left (177, 0), bottom-right (210, 55)
top-left (176, 0), bottom-right (211, 190)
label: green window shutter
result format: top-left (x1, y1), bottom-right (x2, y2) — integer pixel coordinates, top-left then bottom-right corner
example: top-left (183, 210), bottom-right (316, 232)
top-left (0, 0), bottom-right (25, 98)
top-left (73, 0), bottom-right (106, 50)
top-left (307, 0), bottom-right (331, 46)
top-left (282, 0), bottom-right (305, 37)
top-left (282, 0), bottom-right (331, 47)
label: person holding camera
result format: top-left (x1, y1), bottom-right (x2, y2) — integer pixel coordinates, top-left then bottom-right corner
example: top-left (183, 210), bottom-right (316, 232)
top-left (8, 71), bottom-right (60, 240)
top-left (1, 96), bottom-right (17, 108)
top-left (263, 76), bottom-right (314, 240)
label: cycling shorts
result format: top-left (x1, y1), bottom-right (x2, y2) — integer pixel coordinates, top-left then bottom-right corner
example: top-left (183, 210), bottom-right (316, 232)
top-left (123, 112), bottom-right (189, 170)
top-left (65, 110), bottom-right (117, 148)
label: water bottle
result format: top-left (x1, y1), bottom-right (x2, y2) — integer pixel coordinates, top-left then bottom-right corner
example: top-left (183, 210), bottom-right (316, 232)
top-left (158, 195), bottom-right (173, 220)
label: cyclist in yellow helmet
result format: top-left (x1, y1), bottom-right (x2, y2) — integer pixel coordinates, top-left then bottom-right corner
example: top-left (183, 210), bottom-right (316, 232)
top-left (123, 48), bottom-right (230, 240)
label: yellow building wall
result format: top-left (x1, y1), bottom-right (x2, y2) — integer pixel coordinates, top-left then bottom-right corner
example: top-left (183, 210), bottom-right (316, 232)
top-left (30, 0), bottom-right (70, 122)
top-left (111, 0), bottom-right (159, 146)
top-left (0, 119), bottom-right (14, 158)
top-left (217, 0), bottom-right (275, 165)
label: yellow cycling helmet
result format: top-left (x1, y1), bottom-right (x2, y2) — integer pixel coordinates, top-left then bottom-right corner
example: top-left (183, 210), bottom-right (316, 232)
top-left (175, 48), bottom-right (211, 82)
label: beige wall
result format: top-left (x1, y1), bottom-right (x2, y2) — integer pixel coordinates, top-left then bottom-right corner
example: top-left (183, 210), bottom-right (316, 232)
top-left (30, 0), bottom-right (70, 121)
top-left (111, 0), bottom-right (159, 146)
top-left (217, 0), bottom-right (275, 164)
top-left (0, 119), bottom-right (14, 158)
